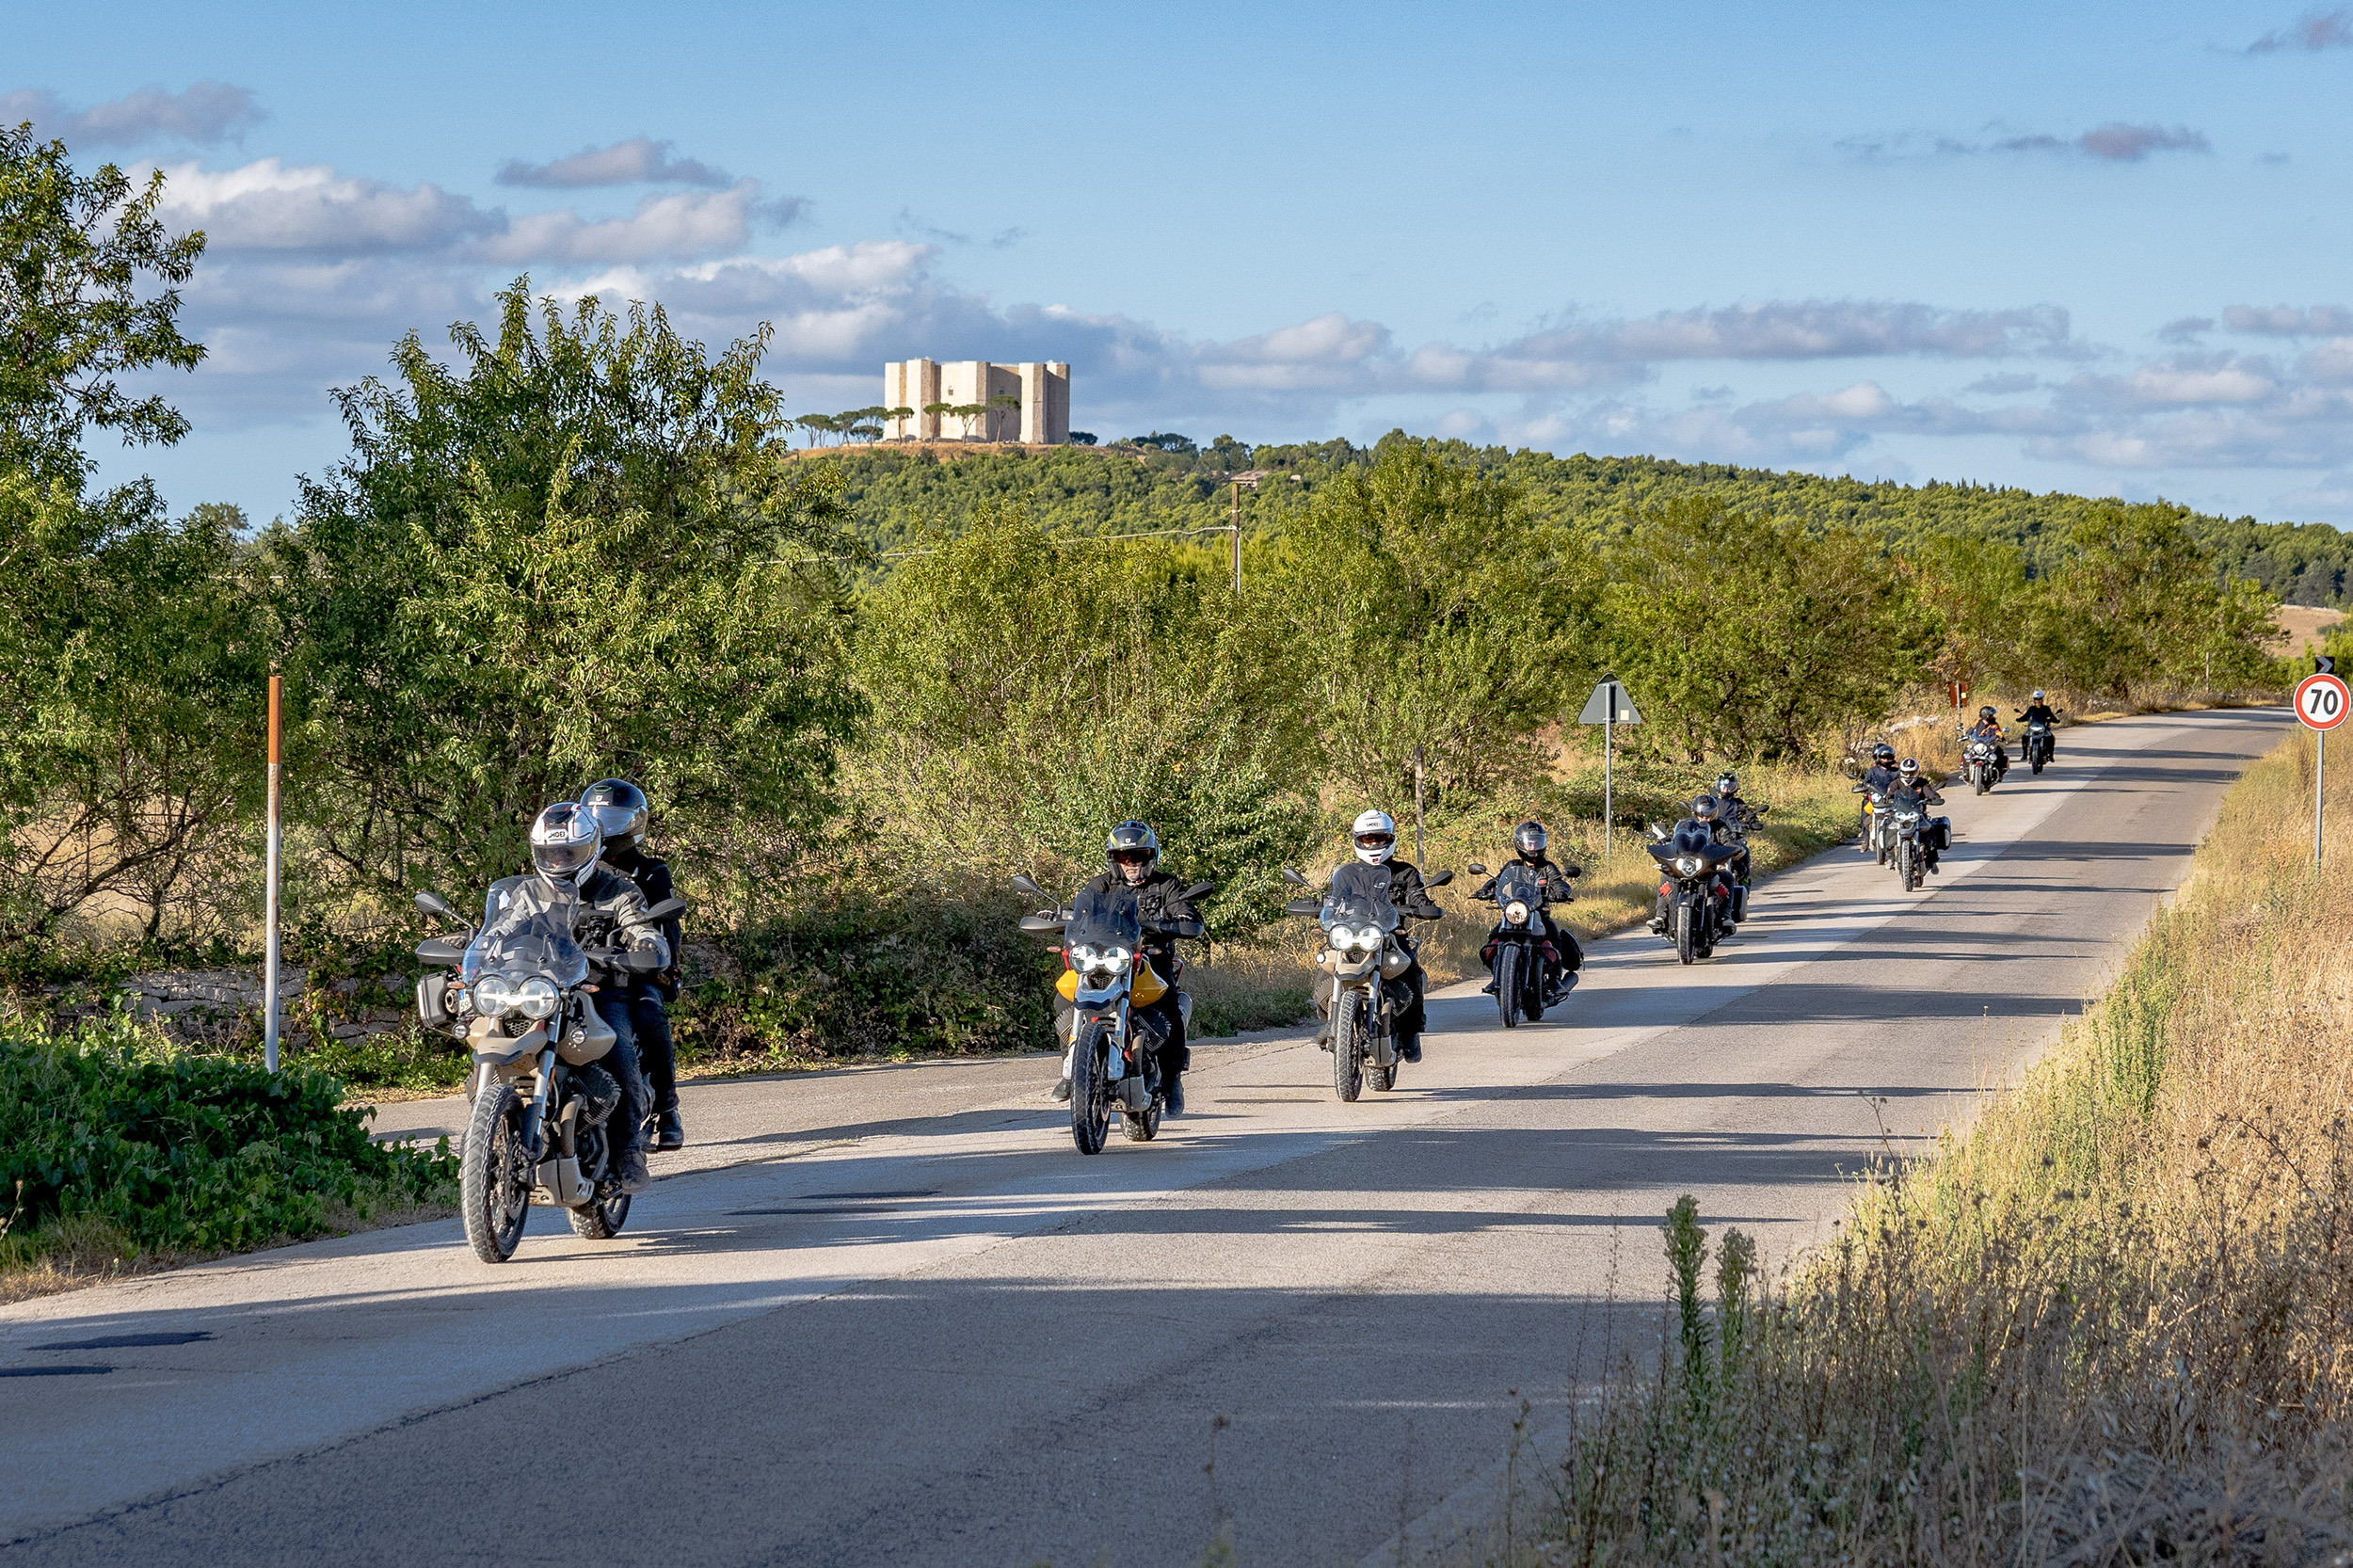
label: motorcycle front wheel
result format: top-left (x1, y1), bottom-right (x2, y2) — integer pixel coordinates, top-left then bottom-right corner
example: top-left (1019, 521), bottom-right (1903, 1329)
top-left (1069, 1022), bottom-right (1112, 1155)
top-left (1495, 946), bottom-right (1521, 1028)
top-left (1122, 1104), bottom-right (1161, 1142)
top-left (1333, 991), bottom-right (1366, 1102)
top-left (461, 1080), bottom-right (532, 1264)
top-left (1676, 903), bottom-right (1697, 965)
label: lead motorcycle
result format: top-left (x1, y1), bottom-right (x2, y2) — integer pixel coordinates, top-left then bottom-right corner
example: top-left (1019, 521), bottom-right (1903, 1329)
top-left (1465, 859), bottom-right (1568, 1028)
top-left (1646, 822), bottom-right (1740, 965)
top-left (413, 882), bottom-right (682, 1263)
top-left (1013, 872), bottom-right (1215, 1154)
top-left (1283, 862), bottom-right (1451, 1101)
top-left (2023, 716), bottom-right (2055, 774)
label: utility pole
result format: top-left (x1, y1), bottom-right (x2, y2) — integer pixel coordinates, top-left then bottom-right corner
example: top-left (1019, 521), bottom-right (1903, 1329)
top-left (264, 673), bottom-right (283, 1073)
top-left (1229, 480), bottom-right (1242, 597)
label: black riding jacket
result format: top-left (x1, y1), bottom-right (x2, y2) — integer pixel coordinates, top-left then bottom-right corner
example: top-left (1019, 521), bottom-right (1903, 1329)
top-left (2020, 704), bottom-right (2057, 728)
top-left (602, 843), bottom-right (680, 1001)
top-left (1375, 859), bottom-right (1445, 921)
top-left (1473, 855), bottom-right (1575, 905)
top-left (1859, 764), bottom-right (1899, 796)
top-left (1078, 868), bottom-right (1203, 967)
top-left (1889, 779), bottom-right (1946, 810)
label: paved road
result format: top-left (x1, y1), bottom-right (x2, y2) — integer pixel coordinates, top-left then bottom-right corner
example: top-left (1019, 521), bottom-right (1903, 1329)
top-left (0, 709), bottom-right (2285, 1567)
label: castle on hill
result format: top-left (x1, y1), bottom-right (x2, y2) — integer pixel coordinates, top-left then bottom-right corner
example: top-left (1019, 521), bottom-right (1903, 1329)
top-left (883, 359), bottom-right (1070, 444)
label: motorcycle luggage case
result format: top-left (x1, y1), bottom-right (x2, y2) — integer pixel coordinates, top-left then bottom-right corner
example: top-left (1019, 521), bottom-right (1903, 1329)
top-left (1929, 817), bottom-right (1952, 851)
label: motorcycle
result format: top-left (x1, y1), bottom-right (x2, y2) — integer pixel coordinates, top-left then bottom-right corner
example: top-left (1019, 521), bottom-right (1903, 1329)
top-left (1465, 859), bottom-right (1569, 1028)
top-left (1885, 804), bottom-right (1952, 892)
top-left (1282, 862), bottom-right (1451, 1101)
top-left (1012, 872), bottom-right (1214, 1155)
top-left (1961, 729), bottom-right (2004, 795)
top-left (413, 883), bottom-right (683, 1263)
top-left (1853, 786), bottom-right (1897, 866)
top-left (1646, 822), bottom-right (1740, 965)
top-left (2024, 717), bottom-right (2055, 774)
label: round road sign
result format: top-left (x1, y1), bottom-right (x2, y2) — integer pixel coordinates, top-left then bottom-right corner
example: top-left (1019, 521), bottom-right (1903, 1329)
top-left (2297, 671), bottom-right (2350, 730)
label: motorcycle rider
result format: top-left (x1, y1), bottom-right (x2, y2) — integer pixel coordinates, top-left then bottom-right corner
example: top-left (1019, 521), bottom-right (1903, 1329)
top-left (581, 778), bottom-right (684, 1152)
top-left (1888, 759), bottom-right (1947, 874)
top-left (1473, 820), bottom-right (1582, 1000)
top-left (1856, 743), bottom-right (1898, 850)
top-left (1050, 822), bottom-right (1202, 1114)
top-left (1650, 793), bottom-right (1737, 935)
top-left (2016, 690), bottom-right (2058, 760)
top-left (1712, 772), bottom-right (1761, 883)
top-left (1319, 809), bottom-right (1443, 1063)
top-left (525, 802), bottom-right (665, 1192)
top-left (1964, 704), bottom-right (2010, 782)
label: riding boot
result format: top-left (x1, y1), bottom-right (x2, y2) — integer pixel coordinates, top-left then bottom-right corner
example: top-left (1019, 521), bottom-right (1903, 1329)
top-left (1162, 1071), bottom-right (1185, 1115)
top-left (654, 1108), bottom-right (685, 1150)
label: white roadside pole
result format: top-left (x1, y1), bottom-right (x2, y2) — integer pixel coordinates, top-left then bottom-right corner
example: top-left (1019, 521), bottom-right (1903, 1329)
top-left (264, 673), bottom-right (283, 1073)
top-left (2297, 665), bottom-right (2347, 874)
top-left (1577, 678), bottom-right (1644, 863)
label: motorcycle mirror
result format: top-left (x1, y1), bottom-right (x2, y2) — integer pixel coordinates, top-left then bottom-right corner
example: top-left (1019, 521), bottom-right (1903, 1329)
top-left (1424, 870), bottom-right (1453, 888)
top-left (1010, 872), bottom-right (1047, 900)
top-left (1465, 861), bottom-right (1486, 875)
top-left (1179, 881), bottom-right (1218, 903)
top-left (1278, 866), bottom-right (1308, 888)
top-left (1754, 805), bottom-right (1770, 815)
top-left (1563, 863), bottom-right (1583, 877)
top-left (1646, 822), bottom-right (1669, 840)
top-left (413, 888), bottom-right (457, 920)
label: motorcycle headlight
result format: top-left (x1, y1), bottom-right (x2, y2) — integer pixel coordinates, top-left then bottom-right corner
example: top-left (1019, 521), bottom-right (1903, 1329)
top-left (1675, 855), bottom-right (1702, 876)
top-left (1504, 900), bottom-right (1530, 925)
top-left (516, 977), bottom-right (560, 1019)
top-left (1105, 946), bottom-right (1132, 972)
top-left (470, 975), bottom-right (520, 1016)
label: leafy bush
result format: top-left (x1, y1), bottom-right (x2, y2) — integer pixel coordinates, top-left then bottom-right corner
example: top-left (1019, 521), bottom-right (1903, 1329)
top-left (0, 1011), bottom-right (456, 1258)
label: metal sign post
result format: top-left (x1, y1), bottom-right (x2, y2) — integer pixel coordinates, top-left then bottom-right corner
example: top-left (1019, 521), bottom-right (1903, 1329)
top-left (264, 673), bottom-right (283, 1072)
top-left (2296, 666), bottom-right (2347, 873)
top-left (1577, 678), bottom-right (1644, 863)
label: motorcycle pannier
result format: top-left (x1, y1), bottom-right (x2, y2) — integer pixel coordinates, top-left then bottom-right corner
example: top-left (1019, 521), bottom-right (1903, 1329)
top-left (1929, 817), bottom-right (1952, 851)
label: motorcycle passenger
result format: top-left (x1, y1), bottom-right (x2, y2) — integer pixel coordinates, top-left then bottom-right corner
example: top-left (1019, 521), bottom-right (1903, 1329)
top-left (1856, 743), bottom-right (1898, 850)
top-left (1888, 759), bottom-right (1947, 874)
top-left (1473, 820), bottom-right (1583, 1000)
top-left (1712, 772), bottom-right (1762, 881)
top-left (1321, 809), bottom-right (1443, 1062)
top-left (2017, 690), bottom-right (2058, 760)
top-left (581, 778), bottom-right (684, 1153)
top-left (1965, 705), bottom-right (2010, 781)
top-left (526, 802), bottom-right (665, 1192)
top-left (1050, 822), bottom-right (1203, 1114)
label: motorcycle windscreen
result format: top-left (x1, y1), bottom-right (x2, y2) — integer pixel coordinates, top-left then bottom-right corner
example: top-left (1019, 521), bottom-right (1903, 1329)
top-left (1321, 862), bottom-right (1401, 936)
top-left (464, 875), bottom-right (590, 989)
top-left (1064, 885), bottom-right (1144, 954)
top-left (1493, 862), bottom-right (1542, 907)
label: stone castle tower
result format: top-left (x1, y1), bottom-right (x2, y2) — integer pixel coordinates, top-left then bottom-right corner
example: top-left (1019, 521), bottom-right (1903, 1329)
top-left (882, 360), bottom-right (1070, 443)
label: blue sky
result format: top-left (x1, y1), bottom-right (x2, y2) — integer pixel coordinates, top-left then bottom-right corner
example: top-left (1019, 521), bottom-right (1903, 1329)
top-left (13, 1), bottom-right (2353, 524)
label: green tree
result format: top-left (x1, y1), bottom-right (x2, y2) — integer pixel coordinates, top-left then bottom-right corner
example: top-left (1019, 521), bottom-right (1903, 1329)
top-left (2035, 503), bottom-right (2280, 701)
top-left (1600, 496), bottom-right (1931, 761)
top-left (274, 280), bottom-right (866, 914)
top-left (1253, 439), bottom-right (1602, 808)
top-left (1, 123), bottom-right (207, 484)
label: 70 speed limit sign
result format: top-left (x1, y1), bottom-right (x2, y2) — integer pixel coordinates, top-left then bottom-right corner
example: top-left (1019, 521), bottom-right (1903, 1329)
top-left (2297, 671), bottom-right (2350, 731)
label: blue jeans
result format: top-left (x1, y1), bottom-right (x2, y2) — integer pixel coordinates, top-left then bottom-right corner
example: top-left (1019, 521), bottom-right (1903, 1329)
top-left (592, 993), bottom-right (651, 1152)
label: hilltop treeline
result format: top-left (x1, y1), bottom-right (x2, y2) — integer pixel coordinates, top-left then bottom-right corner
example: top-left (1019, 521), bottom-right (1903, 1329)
top-left (824, 437), bottom-right (2353, 606)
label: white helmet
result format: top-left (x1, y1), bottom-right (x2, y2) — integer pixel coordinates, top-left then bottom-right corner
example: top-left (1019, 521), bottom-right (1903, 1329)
top-left (529, 801), bottom-right (602, 887)
top-left (2031, 689), bottom-right (2045, 701)
top-left (1352, 808), bottom-right (1397, 866)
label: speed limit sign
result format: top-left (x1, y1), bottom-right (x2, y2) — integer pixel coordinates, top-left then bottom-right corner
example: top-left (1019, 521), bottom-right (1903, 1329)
top-left (2297, 672), bottom-right (2350, 731)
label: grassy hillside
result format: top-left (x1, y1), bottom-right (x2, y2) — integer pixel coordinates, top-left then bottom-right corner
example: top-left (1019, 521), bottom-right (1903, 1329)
top-left (814, 435), bottom-right (2353, 603)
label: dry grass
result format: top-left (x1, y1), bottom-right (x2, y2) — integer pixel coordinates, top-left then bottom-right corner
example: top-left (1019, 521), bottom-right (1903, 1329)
top-left (1426, 725), bottom-right (2353, 1566)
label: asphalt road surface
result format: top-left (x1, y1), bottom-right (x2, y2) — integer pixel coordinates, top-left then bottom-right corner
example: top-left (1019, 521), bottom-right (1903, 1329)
top-left (0, 709), bottom-right (2286, 1567)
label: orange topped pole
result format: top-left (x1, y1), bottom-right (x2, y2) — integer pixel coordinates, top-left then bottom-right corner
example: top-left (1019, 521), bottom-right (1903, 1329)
top-left (264, 674), bottom-right (282, 1073)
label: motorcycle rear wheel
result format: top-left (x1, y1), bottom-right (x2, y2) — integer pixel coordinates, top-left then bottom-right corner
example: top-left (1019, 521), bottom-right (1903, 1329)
top-left (461, 1081), bottom-right (532, 1264)
top-left (1069, 1022), bottom-right (1112, 1155)
top-left (1495, 946), bottom-right (1521, 1028)
top-left (568, 1183), bottom-right (631, 1240)
top-left (1333, 991), bottom-right (1365, 1102)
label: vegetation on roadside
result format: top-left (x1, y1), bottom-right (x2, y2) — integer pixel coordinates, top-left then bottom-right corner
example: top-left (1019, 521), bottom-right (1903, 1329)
top-left (1433, 727), bottom-right (2352, 1565)
top-left (0, 1010), bottom-right (456, 1302)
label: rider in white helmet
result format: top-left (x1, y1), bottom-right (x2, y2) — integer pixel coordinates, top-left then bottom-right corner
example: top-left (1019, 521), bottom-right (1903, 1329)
top-left (1327, 808), bottom-right (1443, 1061)
top-left (2017, 689), bottom-right (2058, 760)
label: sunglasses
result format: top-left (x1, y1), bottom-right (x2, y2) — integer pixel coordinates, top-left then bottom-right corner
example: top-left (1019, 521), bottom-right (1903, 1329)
top-left (1355, 833), bottom-right (1395, 848)
top-left (1110, 849), bottom-right (1154, 863)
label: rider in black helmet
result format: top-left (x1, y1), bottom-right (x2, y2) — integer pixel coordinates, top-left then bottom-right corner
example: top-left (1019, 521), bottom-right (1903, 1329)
top-left (1052, 822), bottom-right (1203, 1114)
top-left (1856, 743), bottom-right (1898, 849)
top-left (580, 778), bottom-right (685, 1152)
top-left (1473, 820), bottom-right (1582, 999)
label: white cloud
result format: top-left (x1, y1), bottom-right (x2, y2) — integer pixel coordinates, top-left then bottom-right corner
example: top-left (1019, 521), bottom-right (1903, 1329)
top-left (2247, 6), bottom-right (2353, 52)
top-left (153, 159), bottom-right (495, 254)
top-left (1, 81), bottom-right (263, 146)
top-left (495, 137), bottom-right (731, 188)
top-left (2223, 303), bottom-right (2353, 337)
top-left (472, 183), bottom-right (777, 264)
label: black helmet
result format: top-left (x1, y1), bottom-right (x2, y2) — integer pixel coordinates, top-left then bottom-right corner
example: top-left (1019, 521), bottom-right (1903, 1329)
top-left (580, 777), bottom-right (648, 847)
top-left (1715, 772), bottom-right (1738, 796)
top-left (1513, 820), bottom-right (1547, 862)
top-left (1690, 793), bottom-right (1720, 823)
top-left (1106, 821), bottom-right (1159, 881)
top-left (529, 801), bottom-right (601, 882)
top-left (1978, 705), bottom-right (1996, 723)
top-left (1872, 743), bottom-right (1896, 766)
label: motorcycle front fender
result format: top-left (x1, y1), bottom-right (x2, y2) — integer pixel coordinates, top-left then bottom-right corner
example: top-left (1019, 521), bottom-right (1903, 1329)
top-left (469, 1016), bottom-right (543, 1066)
